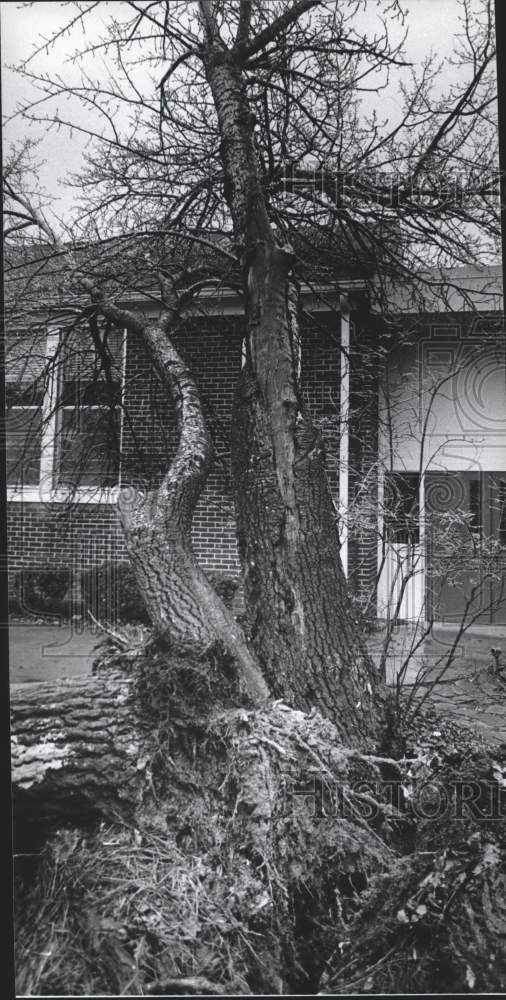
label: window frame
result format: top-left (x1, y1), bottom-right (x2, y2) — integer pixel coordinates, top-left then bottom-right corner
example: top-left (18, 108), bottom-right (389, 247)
top-left (6, 326), bottom-right (127, 504)
top-left (5, 388), bottom-right (44, 490)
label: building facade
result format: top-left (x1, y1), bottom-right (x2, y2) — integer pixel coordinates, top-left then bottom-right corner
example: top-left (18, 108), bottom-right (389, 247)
top-left (6, 265), bottom-right (506, 626)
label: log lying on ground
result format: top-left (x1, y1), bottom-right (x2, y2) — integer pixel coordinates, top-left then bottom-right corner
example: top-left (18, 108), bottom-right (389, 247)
top-left (11, 672), bottom-right (147, 825)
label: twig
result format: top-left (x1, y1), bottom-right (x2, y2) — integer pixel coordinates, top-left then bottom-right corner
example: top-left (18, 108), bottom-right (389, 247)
top-left (87, 610), bottom-right (129, 647)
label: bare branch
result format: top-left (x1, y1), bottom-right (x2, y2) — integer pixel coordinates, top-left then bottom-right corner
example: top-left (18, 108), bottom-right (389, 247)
top-left (240, 0), bottom-right (321, 62)
top-left (234, 0), bottom-right (253, 50)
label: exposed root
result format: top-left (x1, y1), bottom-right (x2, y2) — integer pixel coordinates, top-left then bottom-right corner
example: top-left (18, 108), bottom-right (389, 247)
top-left (14, 661), bottom-right (393, 995)
top-left (14, 644), bottom-right (506, 995)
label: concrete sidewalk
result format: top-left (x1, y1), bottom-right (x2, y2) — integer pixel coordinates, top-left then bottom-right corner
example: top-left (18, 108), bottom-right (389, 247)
top-left (9, 620), bottom-right (506, 686)
top-left (368, 622), bottom-right (506, 744)
top-left (368, 622), bottom-right (506, 685)
top-left (8, 621), bottom-right (100, 684)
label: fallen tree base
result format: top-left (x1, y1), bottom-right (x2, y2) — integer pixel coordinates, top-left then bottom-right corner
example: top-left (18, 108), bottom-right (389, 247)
top-left (12, 643), bottom-right (506, 995)
top-left (13, 640), bottom-right (392, 995)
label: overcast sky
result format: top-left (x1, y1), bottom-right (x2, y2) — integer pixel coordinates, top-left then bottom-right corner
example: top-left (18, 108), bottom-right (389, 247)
top-left (1, 0), bottom-right (498, 221)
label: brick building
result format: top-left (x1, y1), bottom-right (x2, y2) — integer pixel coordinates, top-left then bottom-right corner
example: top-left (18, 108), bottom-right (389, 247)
top-left (6, 263), bottom-right (506, 625)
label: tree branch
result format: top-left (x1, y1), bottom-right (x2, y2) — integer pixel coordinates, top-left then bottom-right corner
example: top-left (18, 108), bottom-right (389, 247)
top-left (240, 0), bottom-right (321, 62)
top-left (234, 0), bottom-right (253, 51)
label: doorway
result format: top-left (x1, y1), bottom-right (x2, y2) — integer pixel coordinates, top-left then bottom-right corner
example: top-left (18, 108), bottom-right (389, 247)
top-left (425, 471), bottom-right (506, 624)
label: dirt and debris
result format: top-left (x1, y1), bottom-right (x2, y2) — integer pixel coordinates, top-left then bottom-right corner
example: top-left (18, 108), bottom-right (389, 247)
top-left (13, 635), bottom-right (506, 995)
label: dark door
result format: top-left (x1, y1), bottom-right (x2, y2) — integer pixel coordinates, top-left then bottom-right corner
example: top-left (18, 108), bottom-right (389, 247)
top-left (489, 476), bottom-right (506, 624)
top-left (426, 471), bottom-right (506, 624)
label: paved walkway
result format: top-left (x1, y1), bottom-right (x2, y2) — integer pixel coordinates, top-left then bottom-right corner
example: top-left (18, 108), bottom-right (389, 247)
top-left (9, 621), bottom-right (100, 684)
top-left (8, 619), bottom-right (506, 744)
top-left (368, 623), bottom-right (506, 744)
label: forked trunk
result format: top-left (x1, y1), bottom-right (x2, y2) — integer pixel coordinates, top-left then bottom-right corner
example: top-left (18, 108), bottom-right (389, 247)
top-left (200, 23), bottom-right (387, 743)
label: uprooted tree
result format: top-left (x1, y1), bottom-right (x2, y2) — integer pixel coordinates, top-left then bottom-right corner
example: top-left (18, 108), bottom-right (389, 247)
top-left (6, 0), bottom-right (506, 993)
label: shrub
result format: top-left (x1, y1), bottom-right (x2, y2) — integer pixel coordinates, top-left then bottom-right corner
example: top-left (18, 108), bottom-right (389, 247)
top-left (9, 567), bottom-right (242, 626)
top-left (9, 564), bottom-right (150, 625)
top-left (80, 564), bottom-right (150, 626)
top-left (10, 569), bottom-right (71, 618)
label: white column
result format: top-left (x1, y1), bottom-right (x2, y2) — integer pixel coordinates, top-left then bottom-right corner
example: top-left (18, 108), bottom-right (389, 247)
top-left (117, 327), bottom-right (128, 488)
top-left (39, 327), bottom-right (60, 500)
top-left (376, 465), bottom-right (386, 616)
top-left (418, 470), bottom-right (427, 623)
top-left (339, 296), bottom-right (350, 576)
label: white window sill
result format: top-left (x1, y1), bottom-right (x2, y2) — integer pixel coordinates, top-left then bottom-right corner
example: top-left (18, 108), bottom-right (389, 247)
top-left (7, 486), bottom-right (120, 505)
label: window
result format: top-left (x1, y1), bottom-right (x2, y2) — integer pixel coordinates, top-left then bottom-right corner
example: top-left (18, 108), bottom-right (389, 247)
top-left (384, 472), bottom-right (420, 544)
top-left (5, 331), bottom-right (46, 486)
top-left (56, 328), bottom-right (124, 489)
top-left (5, 325), bottom-right (126, 499)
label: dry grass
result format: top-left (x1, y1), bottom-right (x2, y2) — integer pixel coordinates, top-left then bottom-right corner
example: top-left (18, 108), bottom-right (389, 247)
top-left (15, 823), bottom-right (280, 995)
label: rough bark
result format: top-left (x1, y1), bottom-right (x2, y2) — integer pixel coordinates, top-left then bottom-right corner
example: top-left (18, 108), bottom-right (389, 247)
top-left (11, 673), bottom-right (148, 825)
top-left (231, 363), bottom-right (382, 745)
top-left (199, 10), bottom-right (386, 743)
top-left (117, 314), bottom-right (269, 705)
top-left (11, 665), bottom-right (220, 832)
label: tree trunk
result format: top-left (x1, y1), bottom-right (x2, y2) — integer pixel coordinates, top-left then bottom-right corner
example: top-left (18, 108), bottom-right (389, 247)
top-left (11, 666), bottom-right (223, 833)
top-left (11, 673), bottom-right (148, 825)
top-left (232, 356), bottom-right (382, 745)
top-left (116, 314), bottom-right (269, 705)
top-left (21, 241), bottom-right (269, 706)
top-left (200, 19), bottom-right (386, 744)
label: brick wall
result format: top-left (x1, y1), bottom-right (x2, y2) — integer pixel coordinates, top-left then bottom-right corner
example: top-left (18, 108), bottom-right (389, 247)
top-left (8, 502), bottom-right (126, 571)
top-left (7, 501), bottom-right (127, 609)
top-left (301, 314), bottom-right (340, 501)
top-left (7, 312), bottom-right (343, 589)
